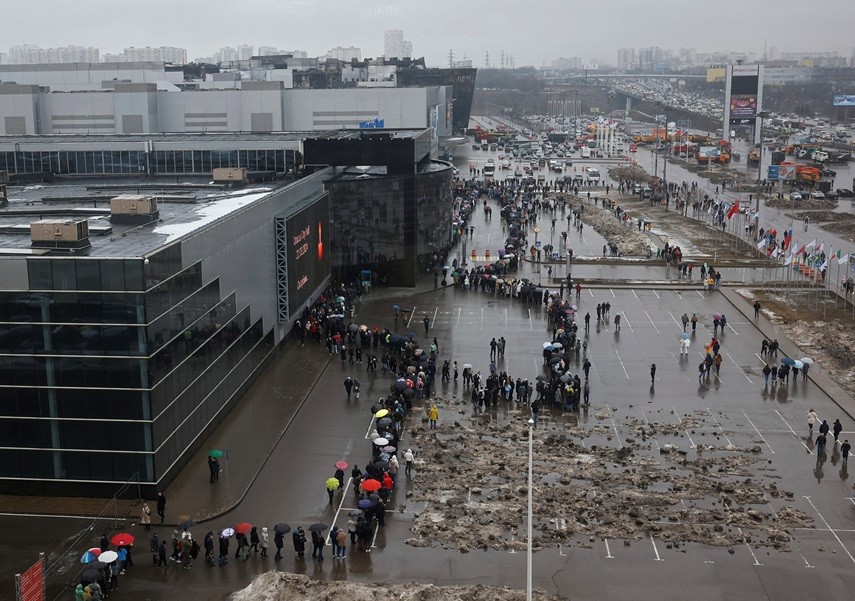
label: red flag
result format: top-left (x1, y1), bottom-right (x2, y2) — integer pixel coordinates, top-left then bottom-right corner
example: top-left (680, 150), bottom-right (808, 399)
top-left (726, 202), bottom-right (739, 219)
top-left (795, 244), bottom-right (806, 256)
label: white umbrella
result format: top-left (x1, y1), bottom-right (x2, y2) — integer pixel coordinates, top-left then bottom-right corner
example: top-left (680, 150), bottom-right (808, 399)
top-left (98, 551), bottom-right (118, 563)
top-left (800, 357), bottom-right (814, 365)
top-left (373, 437), bottom-right (389, 446)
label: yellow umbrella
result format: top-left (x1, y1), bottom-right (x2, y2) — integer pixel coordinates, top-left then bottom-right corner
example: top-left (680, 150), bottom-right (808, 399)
top-left (374, 409), bottom-right (390, 418)
top-left (325, 477), bottom-right (340, 491)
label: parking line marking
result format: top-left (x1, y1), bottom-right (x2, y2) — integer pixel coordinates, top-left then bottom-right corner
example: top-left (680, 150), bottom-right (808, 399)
top-left (604, 538), bottom-right (614, 559)
top-left (480, 307), bottom-right (484, 330)
top-left (615, 349), bottom-right (630, 379)
top-left (621, 311), bottom-right (633, 332)
top-left (775, 410), bottom-right (812, 454)
top-left (726, 322), bottom-right (740, 335)
top-left (727, 352), bottom-right (753, 383)
top-left (457, 307), bottom-right (462, 326)
top-left (650, 535), bottom-right (663, 561)
top-left (653, 290), bottom-right (661, 299)
top-left (325, 477), bottom-right (353, 545)
top-left (407, 306), bottom-right (417, 327)
top-left (673, 407), bottom-right (697, 449)
top-left (645, 311), bottom-right (660, 334)
top-left (696, 291), bottom-right (705, 298)
top-left (610, 289), bottom-right (616, 298)
top-left (706, 408), bottom-right (733, 446)
top-left (528, 309), bottom-right (533, 330)
top-left (741, 409), bottom-right (775, 454)
top-left (641, 411), bottom-right (661, 453)
top-left (610, 417), bottom-right (624, 448)
top-left (804, 496), bottom-right (855, 565)
top-left (364, 417), bottom-right (375, 440)
top-left (432, 306), bottom-right (438, 327)
top-left (632, 289), bottom-right (639, 299)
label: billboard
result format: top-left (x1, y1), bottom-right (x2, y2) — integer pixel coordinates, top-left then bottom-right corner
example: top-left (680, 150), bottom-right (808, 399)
top-left (285, 195), bottom-right (331, 317)
top-left (730, 96), bottom-right (757, 117)
top-left (768, 164), bottom-right (796, 180)
top-left (15, 554), bottom-right (44, 601)
top-left (833, 95), bottom-right (855, 106)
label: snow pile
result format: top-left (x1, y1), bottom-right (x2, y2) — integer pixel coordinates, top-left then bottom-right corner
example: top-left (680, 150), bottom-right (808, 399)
top-left (230, 571), bottom-right (562, 601)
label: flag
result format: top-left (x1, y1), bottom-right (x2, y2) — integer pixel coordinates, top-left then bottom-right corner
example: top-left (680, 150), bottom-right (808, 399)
top-left (818, 242), bottom-right (825, 253)
top-left (795, 244), bottom-right (806, 255)
top-left (806, 239), bottom-right (817, 250)
top-left (757, 238), bottom-right (768, 249)
top-left (784, 255), bottom-right (792, 266)
top-left (839, 254), bottom-right (850, 265)
top-left (835, 249), bottom-right (841, 260)
top-left (790, 244), bottom-right (799, 255)
top-left (818, 260), bottom-right (828, 271)
top-left (772, 247), bottom-right (780, 258)
top-left (726, 202), bottom-right (739, 219)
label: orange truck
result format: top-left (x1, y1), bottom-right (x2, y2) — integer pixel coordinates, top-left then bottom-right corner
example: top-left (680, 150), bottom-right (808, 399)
top-left (779, 161), bottom-right (820, 183)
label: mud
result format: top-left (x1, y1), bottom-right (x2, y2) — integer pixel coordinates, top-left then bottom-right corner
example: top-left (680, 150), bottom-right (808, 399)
top-left (403, 402), bottom-right (811, 553)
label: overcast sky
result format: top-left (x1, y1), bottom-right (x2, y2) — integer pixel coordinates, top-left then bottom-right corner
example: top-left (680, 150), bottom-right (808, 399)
top-left (4, 0), bottom-right (854, 65)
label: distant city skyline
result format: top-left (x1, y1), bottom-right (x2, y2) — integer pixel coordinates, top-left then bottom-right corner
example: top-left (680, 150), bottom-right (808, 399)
top-left (1, 0), bottom-right (853, 68)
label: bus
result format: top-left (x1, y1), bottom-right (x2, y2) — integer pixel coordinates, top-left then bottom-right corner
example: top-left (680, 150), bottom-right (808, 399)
top-left (580, 147), bottom-right (591, 158)
top-left (483, 161), bottom-right (496, 176)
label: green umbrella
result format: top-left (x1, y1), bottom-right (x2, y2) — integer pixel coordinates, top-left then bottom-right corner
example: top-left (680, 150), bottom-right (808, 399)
top-left (326, 477), bottom-right (340, 491)
top-left (209, 449), bottom-right (224, 458)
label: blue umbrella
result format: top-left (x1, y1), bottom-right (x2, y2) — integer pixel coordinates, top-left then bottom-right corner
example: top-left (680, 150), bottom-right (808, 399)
top-left (392, 304), bottom-right (400, 311)
top-left (780, 358), bottom-right (795, 366)
top-left (405, 332), bottom-right (417, 339)
top-left (793, 360), bottom-right (804, 369)
top-left (80, 551), bottom-right (100, 564)
top-left (681, 332), bottom-right (690, 340)
top-left (358, 499), bottom-right (373, 509)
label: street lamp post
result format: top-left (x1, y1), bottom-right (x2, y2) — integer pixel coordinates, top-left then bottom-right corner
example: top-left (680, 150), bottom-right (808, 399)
top-left (755, 111), bottom-right (770, 213)
top-left (527, 418), bottom-right (534, 601)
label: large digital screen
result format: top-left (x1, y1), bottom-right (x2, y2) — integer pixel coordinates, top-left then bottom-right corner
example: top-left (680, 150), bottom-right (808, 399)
top-left (833, 95), bottom-right (855, 106)
top-left (285, 195), bottom-right (331, 317)
top-left (730, 96), bottom-right (757, 117)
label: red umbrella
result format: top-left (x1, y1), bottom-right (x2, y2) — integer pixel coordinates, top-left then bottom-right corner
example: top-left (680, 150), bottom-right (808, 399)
top-left (110, 533), bottom-right (135, 547)
top-left (235, 522), bottom-right (252, 535)
top-left (361, 478), bottom-right (382, 492)
top-left (335, 461), bottom-right (349, 470)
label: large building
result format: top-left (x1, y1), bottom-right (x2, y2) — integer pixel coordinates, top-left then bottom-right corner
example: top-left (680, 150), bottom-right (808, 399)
top-left (8, 45), bottom-right (100, 65)
top-left (0, 128), bottom-right (451, 496)
top-left (383, 30), bottom-right (413, 59)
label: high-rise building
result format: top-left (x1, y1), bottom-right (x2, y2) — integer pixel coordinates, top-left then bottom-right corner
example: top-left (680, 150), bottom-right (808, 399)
top-left (323, 46), bottom-right (362, 62)
top-left (384, 29), bottom-right (412, 59)
top-left (617, 48), bottom-right (636, 70)
top-left (8, 44), bottom-right (100, 64)
top-left (124, 46), bottom-right (187, 64)
top-left (237, 44), bottom-right (254, 61)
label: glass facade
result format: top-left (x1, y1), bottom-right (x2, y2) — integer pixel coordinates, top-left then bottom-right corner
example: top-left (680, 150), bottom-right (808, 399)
top-left (326, 162), bottom-right (453, 286)
top-left (0, 149), bottom-right (296, 176)
top-left (0, 244), bottom-right (272, 494)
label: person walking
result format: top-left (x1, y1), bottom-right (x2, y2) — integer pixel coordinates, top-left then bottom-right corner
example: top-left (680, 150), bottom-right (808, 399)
top-left (802, 361), bottom-right (810, 381)
top-left (489, 338), bottom-right (498, 361)
top-left (404, 448), bottom-right (414, 477)
top-left (531, 399), bottom-right (540, 429)
top-left (335, 528), bottom-right (348, 559)
top-left (249, 526), bottom-right (260, 554)
top-left (650, 363), bottom-right (656, 384)
top-left (427, 404), bottom-right (439, 429)
top-left (690, 313), bottom-right (698, 332)
top-left (157, 539), bottom-right (168, 568)
top-left (713, 353), bottom-right (723, 376)
top-left (344, 376), bottom-right (354, 400)
top-left (584, 312), bottom-right (590, 332)
top-left (816, 433), bottom-right (827, 456)
top-left (259, 527), bottom-right (269, 557)
top-left (156, 492), bottom-right (166, 524)
top-left (762, 363), bottom-right (771, 385)
top-left (273, 530), bottom-right (283, 560)
top-left (833, 419), bottom-right (843, 442)
top-left (760, 339), bottom-right (768, 357)
top-left (807, 409), bottom-right (818, 435)
top-left (583, 359), bottom-right (591, 380)
top-left (819, 419), bottom-right (830, 438)
top-left (842, 440), bottom-right (851, 463)
top-left (311, 529), bottom-right (324, 560)
top-left (614, 313), bottom-right (621, 332)
top-left (753, 300), bottom-right (761, 317)
top-left (423, 315), bottom-right (430, 336)
top-left (681, 313), bottom-right (689, 331)
top-left (140, 502), bottom-right (151, 531)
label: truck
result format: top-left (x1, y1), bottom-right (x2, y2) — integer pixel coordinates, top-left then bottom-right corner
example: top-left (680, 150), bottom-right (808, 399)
top-left (780, 162), bottom-right (820, 184)
top-left (746, 150), bottom-right (760, 167)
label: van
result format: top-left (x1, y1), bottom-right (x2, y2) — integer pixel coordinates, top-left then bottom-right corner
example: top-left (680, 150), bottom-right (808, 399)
top-left (586, 168), bottom-right (600, 183)
top-left (580, 147), bottom-right (591, 158)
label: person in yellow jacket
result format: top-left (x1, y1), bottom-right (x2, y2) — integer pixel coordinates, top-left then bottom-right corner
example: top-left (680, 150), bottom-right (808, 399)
top-left (427, 404), bottom-right (439, 429)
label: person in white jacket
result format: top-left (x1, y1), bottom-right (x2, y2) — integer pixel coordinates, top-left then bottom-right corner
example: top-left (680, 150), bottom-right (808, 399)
top-left (260, 527), bottom-right (269, 557)
top-left (807, 409), bottom-right (818, 435)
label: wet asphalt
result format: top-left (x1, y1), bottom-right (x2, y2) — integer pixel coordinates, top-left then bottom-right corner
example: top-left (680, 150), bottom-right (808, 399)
top-left (4, 165), bottom-right (855, 601)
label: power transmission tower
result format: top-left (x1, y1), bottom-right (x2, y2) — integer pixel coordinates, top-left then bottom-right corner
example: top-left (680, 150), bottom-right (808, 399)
top-left (448, 49), bottom-right (454, 68)
top-left (501, 50), bottom-right (505, 69)
top-left (485, 51), bottom-right (490, 69)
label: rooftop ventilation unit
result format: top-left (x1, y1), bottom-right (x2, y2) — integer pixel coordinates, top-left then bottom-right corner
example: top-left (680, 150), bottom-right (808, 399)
top-left (30, 219), bottom-right (91, 251)
top-left (109, 194), bottom-right (160, 225)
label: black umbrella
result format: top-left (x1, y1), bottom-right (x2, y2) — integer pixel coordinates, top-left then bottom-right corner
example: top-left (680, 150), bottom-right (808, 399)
top-left (560, 373), bottom-right (573, 383)
top-left (179, 519), bottom-right (196, 530)
top-left (80, 568), bottom-right (100, 584)
top-left (377, 417), bottom-right (393, 428)
top-left (88, 560), bottom-right (107, 570)
top-left (536, 375), bottom-right (548, 382)
top-left (403, 388), bottom-right (415, 397)
top-left (309, 523), bottom-right (328, 532)
top-left (373, 460), bottom-right (389, 471)
top-left (274, 523), bottom-right (291, 534)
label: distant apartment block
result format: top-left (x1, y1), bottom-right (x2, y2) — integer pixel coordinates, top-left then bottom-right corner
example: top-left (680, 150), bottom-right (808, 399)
top-left (384, 29), bottom-right (412, 59)
top-left (8, 44), bottom-right (100, 64)
top-left (323, 46), bottom-right (362, 62)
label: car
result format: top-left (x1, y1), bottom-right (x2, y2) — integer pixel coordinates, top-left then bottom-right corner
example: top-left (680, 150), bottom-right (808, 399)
top-left (563, 174), bottom-right (575, 182)
top-left (790, 192), bottom-right (803, 201)
top-left (514, 169), bottom-right (523, 177)
top-left (824, 190), bottom-right (838, 200)
top-left (836, 188), bottom-right (854, 198)
top-left (821, 169), bottom-right (837, 177)
top-left (472, 143), bottom-right (480, 150)
top-left (809, 191), bottom-right (826, 200)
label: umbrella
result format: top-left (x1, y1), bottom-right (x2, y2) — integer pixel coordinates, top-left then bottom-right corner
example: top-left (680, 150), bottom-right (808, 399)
top-left (552, 342), bottom-right (563, 349)
top-left (549, 356), bottom-right (563, 365)
top-left (336, 296), bottom-right (346, 303)
top-left (335, 461), bottom-right (349, 470)
top-left (357, 499), bottom-right (373, 509)
top-left (793, 360), bottom-right (804, 369)
top-left (536, 375), bottom-right (548, 382)
top-left (361, 478), bottom-right (382, 492)
top-left (117, 548), bottom-right (127, 561)
top-left (208, 449), bottom-right (223, 458)
top-left (348, 509), bottom-right (364, 517)
top-left (349, 323), bottom-right (359, 332)
top-left (681, 332), bottom-right (690, 340)
top-left (713, 313), bottom-right (722, 320)
top-left (98, 550), bottom-right (118, 564)
top-left (543, 343), bottom-right (556, 352)
top-left (309, 523), bottom-right (328, 532)
top-left (403, 388), bottom-right (415, 397)
top-left (88, 560), bottom-right (108, 570)
top-left (405, 332), bottom-right (417, 340)
top-left (234, 522), bottom-right (252, 535)
top-left (80, 568), bottom-right (101, 584)
top-left (111, 533), bottom-right (134, 547)
top-left (394, 379), bottom-right (407, 391)
top-left (377, 417), bottom-right (393, 428)
top-left (179, 519), bottom-right (196, 531)
top-left (780, 358), bottom-right (795, 366)
top-left (80, 550), bottom-right (100, 564)
top-left (560, 373), bottom-right (573, 383)
top-left (800, 357), bottom-right (814, 365)
top-left (374, 409), bottom-right (389, 418)
top-left (326, 477), bottom-right (340, 491)
top-left (381, 445), bottom-right (396, 453)
top-left (373, 460), bottom-right (390, 471)
top-left (373, 437), bottom-right (389, 446)
top-left (543, 341), bottom-right (554, 349)
top-left (462, 364), bottom-right (473, 369)
top-left (392, 304), bottom-right (400, 311)
top-left (274, 523), bottom-right (291, 535)
top-left (220, 528), bottom-right (235, 538)
top-left (359, 324), bottom-right (368, 332)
